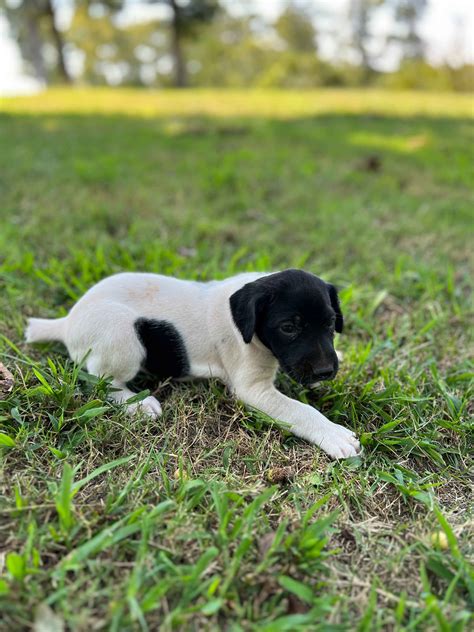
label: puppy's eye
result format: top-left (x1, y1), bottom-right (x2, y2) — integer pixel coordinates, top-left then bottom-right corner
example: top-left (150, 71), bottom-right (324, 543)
top-left (280, 322), bottom-right (297, 335)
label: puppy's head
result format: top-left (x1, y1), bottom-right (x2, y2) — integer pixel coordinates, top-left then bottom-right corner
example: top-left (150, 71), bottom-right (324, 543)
top-left (230, 269), bottom-right (343, 386)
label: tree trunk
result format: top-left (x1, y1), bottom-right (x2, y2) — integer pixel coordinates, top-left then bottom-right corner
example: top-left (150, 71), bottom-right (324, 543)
top-left (359, 44), bottom-right (372, 82)
top-left (45, 0), bottom-right (71, 83)
top-left (350, 0), bottom-right (372, 82)
top-left (25, 12), bottom-right (47, 83)
top-left (170, 0), bottom-right (187, 87)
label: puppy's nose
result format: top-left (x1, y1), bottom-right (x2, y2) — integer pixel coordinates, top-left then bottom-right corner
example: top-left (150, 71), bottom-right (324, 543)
top-left (311, 365), bottom-right (336, 381)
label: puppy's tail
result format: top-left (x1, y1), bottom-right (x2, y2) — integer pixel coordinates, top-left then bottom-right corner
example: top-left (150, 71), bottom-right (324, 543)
top-left (25, 317), bottom-right (67, 344)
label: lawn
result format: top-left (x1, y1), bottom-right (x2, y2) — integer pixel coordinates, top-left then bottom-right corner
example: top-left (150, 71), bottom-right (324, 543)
top-left (0, 88), bottom-right (472, 631)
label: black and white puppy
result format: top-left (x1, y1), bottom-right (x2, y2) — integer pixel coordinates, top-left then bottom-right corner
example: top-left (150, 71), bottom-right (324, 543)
top-left (26, 269), bottom-right (360, 459)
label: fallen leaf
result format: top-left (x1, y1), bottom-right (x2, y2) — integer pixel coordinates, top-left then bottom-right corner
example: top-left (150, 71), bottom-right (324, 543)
top-left (258, 531), bottom-right (277, 558)
top-left (287, 593), bottom-right (308, 614)
top-left (0, 363), bottom-right (14, 399)
top-left (266, 467), bottom-right (295, 484)
top-left (359, 154), bottom-right (382, 173)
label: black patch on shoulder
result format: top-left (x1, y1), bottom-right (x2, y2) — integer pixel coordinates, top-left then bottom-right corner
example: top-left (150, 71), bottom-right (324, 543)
top-left (128, 319), bottom-right (190, 391)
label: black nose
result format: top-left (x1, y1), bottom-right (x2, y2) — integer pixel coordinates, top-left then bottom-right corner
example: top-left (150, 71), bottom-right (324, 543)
top-left (311, 366), bottom-right (336, 381)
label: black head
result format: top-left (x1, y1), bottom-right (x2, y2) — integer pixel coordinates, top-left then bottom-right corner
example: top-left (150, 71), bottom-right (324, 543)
top-left (230, 269), bottom-right (343, 386)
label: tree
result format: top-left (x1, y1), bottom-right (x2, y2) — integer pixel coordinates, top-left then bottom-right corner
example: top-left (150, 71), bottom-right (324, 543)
top-left (274, 4), bottom-right (317, 54)
top-left (389, 0), bottom-right (428, 61)
top-left (1, 0), bottom-right (72, 83)
top-left (349, 0), bottom-right (383, 77)
top-left (148, 0), bottom-right (219, 87)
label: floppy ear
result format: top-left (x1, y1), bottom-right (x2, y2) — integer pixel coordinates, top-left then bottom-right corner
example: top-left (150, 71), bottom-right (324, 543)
top-left (229, 282), bottom-right (267, 344)
top-left (327, 284), bottom-right (344, 333)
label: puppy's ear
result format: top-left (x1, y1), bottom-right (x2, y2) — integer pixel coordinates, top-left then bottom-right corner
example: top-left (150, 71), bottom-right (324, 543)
top-left (230, 282), bottom-right (268, 344)
top-left (327, 284), bottom-right (344, 333)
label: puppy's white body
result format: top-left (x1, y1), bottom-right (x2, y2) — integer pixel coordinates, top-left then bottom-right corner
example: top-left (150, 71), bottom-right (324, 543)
top-left (26, 272), bottom-right (360, 459)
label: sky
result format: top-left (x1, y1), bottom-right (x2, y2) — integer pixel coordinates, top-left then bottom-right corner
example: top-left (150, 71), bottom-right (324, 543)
top-left (0, 0), bottom-right (473, 95)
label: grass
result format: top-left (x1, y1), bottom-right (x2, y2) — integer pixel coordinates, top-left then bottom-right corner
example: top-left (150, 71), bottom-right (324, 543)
top-left (0, 87), bottom-right (472, 631)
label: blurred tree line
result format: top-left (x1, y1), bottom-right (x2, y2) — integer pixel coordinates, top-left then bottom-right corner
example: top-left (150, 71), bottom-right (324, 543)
top-left (1, 0), bottom-right (472, 91)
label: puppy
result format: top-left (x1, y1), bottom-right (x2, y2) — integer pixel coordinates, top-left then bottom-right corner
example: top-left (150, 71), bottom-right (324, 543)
top-left (26, 269), bottom-right (360, 459)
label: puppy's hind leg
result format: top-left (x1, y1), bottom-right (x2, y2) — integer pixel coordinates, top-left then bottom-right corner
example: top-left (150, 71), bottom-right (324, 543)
top-left (86, 355), bottom-right (162, 420)
top-left (66, 301), bottom-right (162, 419)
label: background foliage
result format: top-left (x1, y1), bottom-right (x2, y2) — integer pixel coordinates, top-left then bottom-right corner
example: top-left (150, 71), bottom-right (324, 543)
top-left (1, 0), bottom-right (473, 91)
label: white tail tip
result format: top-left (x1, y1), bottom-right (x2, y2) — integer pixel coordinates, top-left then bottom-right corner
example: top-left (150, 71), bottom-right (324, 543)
top-left (25, 317), bottom-right (66, 343)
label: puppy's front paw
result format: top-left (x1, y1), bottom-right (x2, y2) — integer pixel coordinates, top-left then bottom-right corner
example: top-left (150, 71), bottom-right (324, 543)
top-left (317, 424), bottom-right (361, 459)
top-left (127, 396), bottom-right (162, 418)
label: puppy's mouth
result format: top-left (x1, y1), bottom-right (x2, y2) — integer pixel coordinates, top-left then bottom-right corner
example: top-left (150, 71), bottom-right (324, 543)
top-left (307, 377), bottom-right (334, 388)
top-left (306, 372), bottom-right (337, 388)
